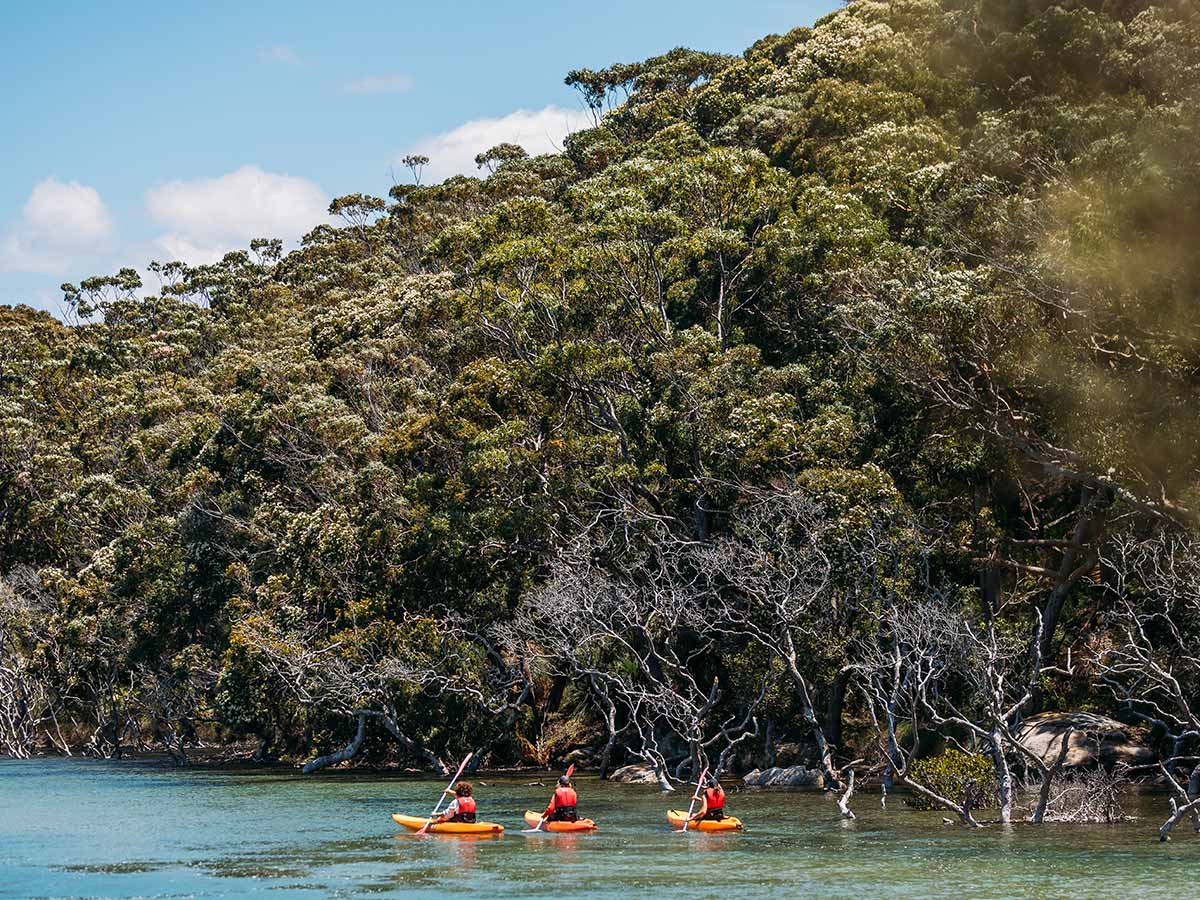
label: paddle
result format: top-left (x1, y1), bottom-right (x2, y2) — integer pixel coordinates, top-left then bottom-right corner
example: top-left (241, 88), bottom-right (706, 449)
top-left (416, 752), bottom-right (474, 835)
top-left (676, 766), bottom-right (710, 832)
top-left (524, 763), bottom-right (576, 833)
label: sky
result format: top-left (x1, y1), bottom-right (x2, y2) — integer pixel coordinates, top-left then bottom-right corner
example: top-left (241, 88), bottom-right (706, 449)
top-left (0, 0), bottom-right (841, 315)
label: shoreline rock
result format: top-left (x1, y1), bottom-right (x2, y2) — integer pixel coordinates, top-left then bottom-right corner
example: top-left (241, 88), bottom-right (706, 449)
top-left (1016, 711), bottom-right (1155, 769)
top-left (607, 763), bottom-right (662, 785)
top-left (742, 766), bottom-right (825, 789)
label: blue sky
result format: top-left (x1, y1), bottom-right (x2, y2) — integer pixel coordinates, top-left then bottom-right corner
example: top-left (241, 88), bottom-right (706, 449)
top-left (0, 0), bottom-right (840, 314)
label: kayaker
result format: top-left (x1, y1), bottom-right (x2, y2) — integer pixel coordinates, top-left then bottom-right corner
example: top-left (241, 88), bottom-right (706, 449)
top-left (540, 774), bottom-right (578, 823)
top-left (434, 781), bottom-right (476, 824)
top-left (690, 773), bottom-right (727, 823)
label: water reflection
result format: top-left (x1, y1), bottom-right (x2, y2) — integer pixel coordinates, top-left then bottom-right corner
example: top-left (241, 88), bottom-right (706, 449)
top-left (682, 833), bottom-right (741, 856)
top-left (519, 833), bottom-right (583, 857)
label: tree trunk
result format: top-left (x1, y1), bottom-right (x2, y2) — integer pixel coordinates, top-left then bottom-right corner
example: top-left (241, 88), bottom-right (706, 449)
top-left (649, 756), bottom-right (675, 792)
top-left (838, 769), bottom-right (857, 819)
top-left (303, 712), bottom-right (367, 773)
top-left (598, 695), bottom-right (618, 780)
top-left (1160, 763), bottom-right (1200, 842)
top-left (825, 671), bottom-right (847, 751)
top-left (1031, 487), bottom-right (1107, 709)
top-left (1030, 727), bottom-right (1073, 824)
top-left (545, 675), bottom-right (568, 716)
top-left (785, 657), bottom-right (840, 789)
top-left (253, 729), bottom-right (275, 763)
top-left (591, 675), bottom-right (619, 780)
top-left (991, 727), bottom-right (1014, 824)
top-left (597, 732), bottom-right (617, 781)
top-left (763, 719), bottom-right (776, 769)
top-left (900, 773), bottom-right (982, 827)
top-left (376, 712), bottom-right (448, 775)
top-left (1159, 795), bottom-right (1200, 842)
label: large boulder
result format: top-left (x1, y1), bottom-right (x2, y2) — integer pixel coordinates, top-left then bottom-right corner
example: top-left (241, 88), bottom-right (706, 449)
top-left (742, 766), bottom-right (825, 788)
top-left (1016, 711), bottom-right (1156, 769)
top-left (608, 763), bottom-right (662, 785)
top-left (561, 747), bottom-right (597, 766)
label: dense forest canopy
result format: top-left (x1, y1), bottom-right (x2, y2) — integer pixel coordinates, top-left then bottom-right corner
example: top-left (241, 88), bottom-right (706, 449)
top-left (2, 0), bottom-right (1198, 832)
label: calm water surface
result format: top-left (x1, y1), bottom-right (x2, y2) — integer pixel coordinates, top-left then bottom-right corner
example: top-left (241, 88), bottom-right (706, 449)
top-left (1, 758), bottom-right (1195, 899)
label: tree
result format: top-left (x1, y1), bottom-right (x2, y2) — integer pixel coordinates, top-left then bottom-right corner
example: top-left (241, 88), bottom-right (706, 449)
top-left (1097, 531), bottom-right (1200, 840)
top-left (504, 530), bottom-right (765, 789)
top-left (692, 491), bottom-right (841, 787)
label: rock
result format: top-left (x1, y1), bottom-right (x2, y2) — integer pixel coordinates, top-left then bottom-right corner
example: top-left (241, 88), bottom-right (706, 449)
top-left (562, 748), bottom-right (596, 766)
top-left (742, 765), bottom-right (825, 789)
top-left (608, 764), bottom-right (662, 785)
top-left (1016, 711), bottom-right (1156, 769)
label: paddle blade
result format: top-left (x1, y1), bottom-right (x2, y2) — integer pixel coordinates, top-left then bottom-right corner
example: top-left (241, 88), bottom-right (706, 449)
top-left (452, 752), bottom-right (475, 780)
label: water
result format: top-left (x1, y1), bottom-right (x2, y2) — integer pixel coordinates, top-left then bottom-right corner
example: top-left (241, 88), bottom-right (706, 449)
top-left (0, 758), bottom-right (1195, 899)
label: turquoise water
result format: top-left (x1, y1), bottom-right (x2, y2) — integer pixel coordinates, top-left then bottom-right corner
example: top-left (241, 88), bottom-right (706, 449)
top-left (1, 758), bottom-right (1195, 899)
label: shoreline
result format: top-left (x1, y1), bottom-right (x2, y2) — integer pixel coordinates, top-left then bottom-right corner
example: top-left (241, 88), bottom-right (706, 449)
top-left (4, 751), bottom-right (1177, 796)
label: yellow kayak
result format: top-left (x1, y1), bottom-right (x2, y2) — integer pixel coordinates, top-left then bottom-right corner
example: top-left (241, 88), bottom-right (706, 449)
top-left (392, 813), bottom-right (504, 835)
top-left (666, 810), bottom-right (744, 832)
top-left (522, 811), bottom-right (598, 832)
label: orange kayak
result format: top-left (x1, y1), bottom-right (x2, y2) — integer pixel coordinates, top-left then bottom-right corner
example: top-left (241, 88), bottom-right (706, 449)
top-left (392, 813), bottom-right (504, 835)
top-left (666, 810), bottom-right (744, 832)
top-left (522, 811), bottom-right (598, 832)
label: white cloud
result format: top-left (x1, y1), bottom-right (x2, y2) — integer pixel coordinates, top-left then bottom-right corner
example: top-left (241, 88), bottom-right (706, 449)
top-left (1, 177), bottom-right (115, 274)
top-left (144, 165), bottom-right (330, 265)
top-left (344, 73), bottom-right (414, 95)
top-left (260, 44), bottom-right (303, 67)
top-left (402, 105), bottom-right (593, 183)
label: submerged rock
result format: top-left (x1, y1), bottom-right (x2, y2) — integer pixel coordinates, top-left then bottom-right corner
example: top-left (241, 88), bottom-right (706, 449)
top-left (1016, 711), bottom-right (1156, 769)
top-left (742, 766), bottom-right (825, 788)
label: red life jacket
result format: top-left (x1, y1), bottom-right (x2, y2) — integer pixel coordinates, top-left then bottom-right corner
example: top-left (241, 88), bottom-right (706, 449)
top-left (553, 787), bottom-right (577, 809)
top-left (451, 795), bottom-right (476, 822)
top-left (704, 786), bottom-right (725, 810)
top-left (549, 786), bottom-right (578, 821)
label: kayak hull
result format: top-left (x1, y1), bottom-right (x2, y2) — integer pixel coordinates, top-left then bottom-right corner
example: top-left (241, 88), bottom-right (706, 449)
top-left (522, 811), bottom-right (597, 832)
top-left (392, 813), bottom-right (504, 835)
top-left (666, 810), bottom-right (744, 832)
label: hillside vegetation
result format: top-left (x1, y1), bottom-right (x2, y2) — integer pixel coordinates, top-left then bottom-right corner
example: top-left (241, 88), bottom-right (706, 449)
top-left (2, 0), bottom-right (1198, 830)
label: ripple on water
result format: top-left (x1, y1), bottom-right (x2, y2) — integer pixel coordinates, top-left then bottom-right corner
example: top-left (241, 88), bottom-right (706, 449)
top-left (1, 759), bottom-right (1197, 900)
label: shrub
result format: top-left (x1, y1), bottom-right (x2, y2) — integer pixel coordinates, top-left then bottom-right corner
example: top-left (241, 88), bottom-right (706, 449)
top-left (906, 749), bottom-right (997, 810)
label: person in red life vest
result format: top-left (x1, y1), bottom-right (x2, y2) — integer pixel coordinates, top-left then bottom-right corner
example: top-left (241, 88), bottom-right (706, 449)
top-left (434, 782), bottom-right (477, 824)
top-left (541, 774), bottom-right (578, 823)
top-left (690, 773), bottom-right (727, 823)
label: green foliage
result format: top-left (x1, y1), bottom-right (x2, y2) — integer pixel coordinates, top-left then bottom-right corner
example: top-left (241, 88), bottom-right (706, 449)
top-left (907, 749), bottom-right (998, 811)
top-left (2, 0), bottom-right (1198, 765)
